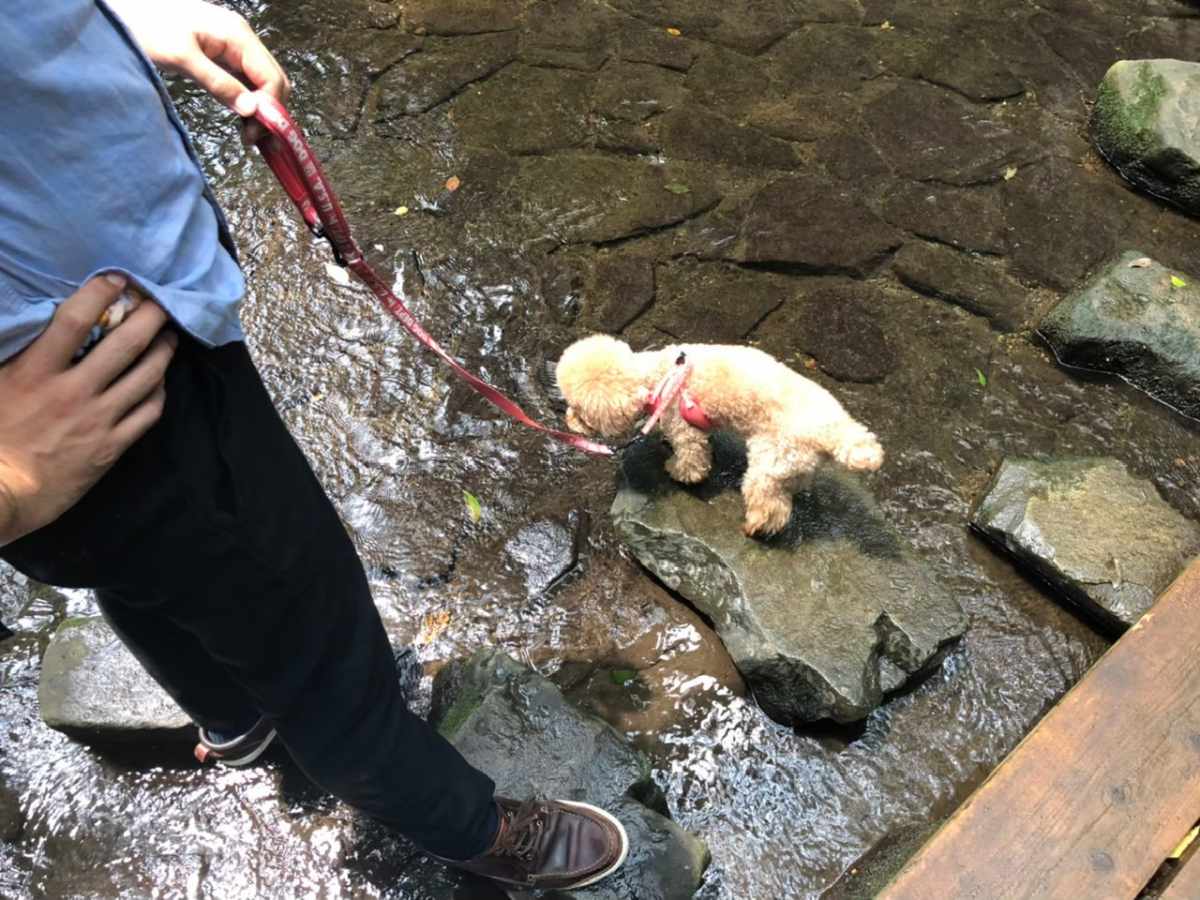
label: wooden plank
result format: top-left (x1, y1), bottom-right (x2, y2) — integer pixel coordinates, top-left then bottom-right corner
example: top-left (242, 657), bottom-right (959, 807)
top-left (1161, 848), bottom-right (1200, 900)
top-left (881, 559), bottom-right (1200, 900)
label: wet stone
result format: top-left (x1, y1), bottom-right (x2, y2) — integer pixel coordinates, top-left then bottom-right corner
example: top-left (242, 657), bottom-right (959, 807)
top-left (767, 26), bottom-right (884, 93)
top-left (864, 81), bottom-right (1034, 184)
top-left (375, 32), bottom-right (519, 116)
top-left (612, 436), bottom-right (967, 724)
top-left (878, 30), bottom-right (1025, 102)
top-left (593, 62), bottom-right (687, 125)
top-left (685, 47), bottom-right (772, 121)
top-left (0, 780), bottom-right (22, 844)
top-left (582, 255), bottom-right (656, 333)
top-left (750, 283), bottom-right (898, 383)
top-left (1039, 250), bottom-right (1200, 418)
top-left (512, 155), bottom-right (720, 245)
top-left (519, 0), bottom-right (616, 70)
top-left (504, 518), bottom-right (578, 596)
top-left (632, 262), bottom-right (789, 344)
top-left (615, 18), bottom-right (698, 72)
top-left (399, 0), bottom-right (525, 35)
top-left (607, 0), bottom-right (808, 54)
top-left (1091, 59), bottom-right (1200, 216)
top-left (972, 457), bottom-right (1200, 632)
top-left (426, 650), bottom-right (710, 899)
top-left (733, 175), bottom-right (903, 275)
top-left (816, 133), bottom-right (892, 183)
top-left (882, 182), bottom-right (1009, 256)
top-left (451, 64), bottom-right (592, 154)
top-left (892, 242), bottom-right (1030, 331)
top-left (1001, 158), bottom-right (1134, 291)
top-left (746, 92), bottom-right (850, 143)
top-left (658, 107), bottom-right (799, 170)
top-left (39, 617), bottom-right (192, 742)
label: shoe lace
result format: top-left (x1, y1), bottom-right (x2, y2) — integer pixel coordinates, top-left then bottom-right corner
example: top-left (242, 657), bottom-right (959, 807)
top-left (493, 798), bottom-right (548, 862)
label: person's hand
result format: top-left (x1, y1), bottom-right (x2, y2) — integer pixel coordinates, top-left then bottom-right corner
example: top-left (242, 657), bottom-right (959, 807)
top-left (0, 275), bottom-right (178, 547)
top-left (106, 0), bottom-right (291, 144)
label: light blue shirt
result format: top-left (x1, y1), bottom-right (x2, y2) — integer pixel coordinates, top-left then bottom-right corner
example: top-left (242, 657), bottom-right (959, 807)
top-left (0, 0), bottom-right (245, 363)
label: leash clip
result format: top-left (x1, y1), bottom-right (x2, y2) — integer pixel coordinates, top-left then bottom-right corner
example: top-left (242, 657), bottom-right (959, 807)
top-left (310, 222), bottom-right (349, 268)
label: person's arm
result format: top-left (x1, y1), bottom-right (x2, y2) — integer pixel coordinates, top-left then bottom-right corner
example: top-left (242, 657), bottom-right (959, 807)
top-left (0, 275), bottom-right (176, 547)
top-left (104, 0), bottom-right (290, 142)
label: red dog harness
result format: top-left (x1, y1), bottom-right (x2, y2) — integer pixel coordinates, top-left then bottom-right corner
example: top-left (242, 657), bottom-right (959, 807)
top-left (640, 354), bottom-right (715, 435)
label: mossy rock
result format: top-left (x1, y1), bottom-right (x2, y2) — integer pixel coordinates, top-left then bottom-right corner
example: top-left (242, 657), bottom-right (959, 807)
top-left (1090, 59), bottom-right (1200, 215)
top-left (1040, 250), bottom-right (1200, 419)
top-left (972, 457), bottom-right (1200, 632)
top-left (38, 616), bottom-right (193, 742)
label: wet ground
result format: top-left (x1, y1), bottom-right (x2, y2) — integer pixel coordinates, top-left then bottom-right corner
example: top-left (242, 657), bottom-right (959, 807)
top-left (3, 0), bottom-right (1200, 897)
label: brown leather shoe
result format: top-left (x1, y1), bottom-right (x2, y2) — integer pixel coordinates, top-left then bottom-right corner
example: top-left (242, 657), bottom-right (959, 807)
top-left (447, 796), bottom-right (629, 889)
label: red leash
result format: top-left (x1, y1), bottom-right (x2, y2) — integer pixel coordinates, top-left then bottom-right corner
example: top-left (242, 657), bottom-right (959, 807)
top-left (251, 95), bottom-right (614, 457)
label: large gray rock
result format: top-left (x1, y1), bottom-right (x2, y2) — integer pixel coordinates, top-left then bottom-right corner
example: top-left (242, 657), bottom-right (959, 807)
top-left (424, 650), bottom-right (709, 899)
top-left (1091, 59), bottom-right (1200, 215)
top-left (972, 457), bottom-right (1200, 632)
top-left (611, 437), bottom-right (966, 725)
top-left (1039, 250), bottom-right (1200, 419)
top-left (39, 617), bottom-right (192, 742)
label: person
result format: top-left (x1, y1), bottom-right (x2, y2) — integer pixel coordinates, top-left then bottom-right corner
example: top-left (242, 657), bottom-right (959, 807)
top-left (0, 1), bottom-right (628, 890)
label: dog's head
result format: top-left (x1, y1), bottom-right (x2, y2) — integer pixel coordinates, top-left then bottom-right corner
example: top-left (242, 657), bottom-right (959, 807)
top-left (556, 335), bottom-right (649, 438)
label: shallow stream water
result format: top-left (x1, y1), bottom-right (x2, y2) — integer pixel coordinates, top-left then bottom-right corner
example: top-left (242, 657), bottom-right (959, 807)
top-left (3, 1), bottom-right (1199, 897)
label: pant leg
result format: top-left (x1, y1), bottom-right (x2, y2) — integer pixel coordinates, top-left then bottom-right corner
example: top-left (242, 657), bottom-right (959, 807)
top-left (96, 587), bottom-right (259, 735)
top-left (2, 338), bottom-right (497, 858)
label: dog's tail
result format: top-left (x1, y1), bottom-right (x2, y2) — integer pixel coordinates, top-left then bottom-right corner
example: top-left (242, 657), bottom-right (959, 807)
top-left (826, 421), bottom-right (884, 472)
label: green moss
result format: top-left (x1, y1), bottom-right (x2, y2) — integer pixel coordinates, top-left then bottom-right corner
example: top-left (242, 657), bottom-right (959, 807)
top-left (1128, 62), bottom-right (1169, 127)
top-left (435, 682), bottom-right (486, 739)
top-left (1092, 62), bottom-right (1169, 162)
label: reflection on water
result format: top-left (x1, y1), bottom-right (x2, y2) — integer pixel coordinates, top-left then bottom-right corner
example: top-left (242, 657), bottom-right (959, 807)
top-left (2, 1), bottom-right (1197, 897)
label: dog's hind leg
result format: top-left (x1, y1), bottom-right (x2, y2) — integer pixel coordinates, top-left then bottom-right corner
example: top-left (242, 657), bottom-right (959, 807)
top-left (662, 418), bottom-right (712, 485)
top-left (741, 437), bottom-right (820, 537)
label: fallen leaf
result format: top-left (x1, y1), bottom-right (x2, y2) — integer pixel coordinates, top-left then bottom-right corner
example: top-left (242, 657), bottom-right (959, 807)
top-left (1171, 274), bottom-right (1187, 288)
top-left (416, 610), bottom-right (452, 646)
top-left (664, 182), bottom-right (691, 195)
top-left (610, 669), bottom-right (637, 686)
top-left (394, 205), bottom-right (410, 216)
top-left (445, 175), bottom-right (461, 192)
top-left (880, 20), bottom-right (895, 30)
top-left (1128, 256), bottom-right (1153, 268)
top-left (324, 262), bottom-right (351, 286)
top-left (1003, 165), bottom-right (1018, 181)
top-left (975, 367), bottom-right (988, 387)
top-left (666, 26), bottom-right (682, 37)
top-left (463, 490), bottom-right (482, 523)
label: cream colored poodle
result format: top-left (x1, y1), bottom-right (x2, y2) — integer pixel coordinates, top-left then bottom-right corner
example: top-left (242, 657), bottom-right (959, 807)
top-left (556, 335), bottom-right (884, 537)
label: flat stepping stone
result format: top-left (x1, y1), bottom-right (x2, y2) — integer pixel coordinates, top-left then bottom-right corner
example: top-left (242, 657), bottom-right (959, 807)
top-left (1091, 59), bottom-right (1200, 216)
top-left (611, 436), bottom-right (966, 725)
top-left (39, 617), bottom-right (193, 742)
top-left (1039, 250), bottom-right (1200, 419)
top-left (972, 457), bottom-right (1200, 632)
top-left (404, 649), bottom-right (709, 899)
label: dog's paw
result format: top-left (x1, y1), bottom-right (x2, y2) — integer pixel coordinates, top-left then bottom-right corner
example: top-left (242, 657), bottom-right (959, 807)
top-left (742, 497), bottom-right (792, 538)
top-left (836, 436), bottom-right (884, 472)
top-left (666, 455), bottom-right (710, 484)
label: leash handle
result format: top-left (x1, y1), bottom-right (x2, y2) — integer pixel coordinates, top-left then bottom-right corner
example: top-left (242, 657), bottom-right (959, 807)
top-left (250, 95), bottom-right (613, 457)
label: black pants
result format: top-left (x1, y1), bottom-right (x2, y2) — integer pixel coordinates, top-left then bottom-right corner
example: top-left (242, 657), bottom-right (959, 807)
top-left (2, 339), bottom-right (496, 859)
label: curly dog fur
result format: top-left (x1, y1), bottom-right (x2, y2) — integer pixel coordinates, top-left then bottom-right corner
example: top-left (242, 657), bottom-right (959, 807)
top-left (556, 335), bottom-right (884, 537)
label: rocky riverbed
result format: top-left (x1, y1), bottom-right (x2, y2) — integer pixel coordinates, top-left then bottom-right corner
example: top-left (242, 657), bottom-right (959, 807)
top-left (2, 1), bottom-right (1199, 898)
